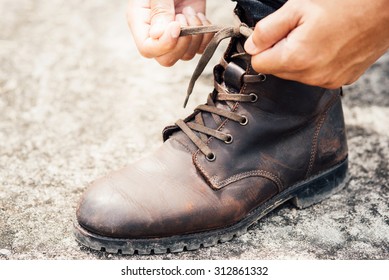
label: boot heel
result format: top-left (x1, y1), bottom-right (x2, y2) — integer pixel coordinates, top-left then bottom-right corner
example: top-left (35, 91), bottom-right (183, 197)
top-left (291, 159), bottom-right (349, 209)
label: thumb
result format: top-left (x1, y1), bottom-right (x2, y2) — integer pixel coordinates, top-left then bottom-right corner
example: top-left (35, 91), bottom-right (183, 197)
top-left (244, 4), bottom-right (300, 55)
top-left (149, 0), bottom-right (176, 39)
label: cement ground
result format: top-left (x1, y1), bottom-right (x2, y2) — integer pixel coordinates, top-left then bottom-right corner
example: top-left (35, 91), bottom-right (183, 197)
top-left (0, 0), bottom-right (388, 260)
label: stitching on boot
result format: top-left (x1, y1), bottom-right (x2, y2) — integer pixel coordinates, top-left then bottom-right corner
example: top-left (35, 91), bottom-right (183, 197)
top-left (171, 138), bottom-right (193, 154)
top-left (194, 149), bottom-right (215, 188)
top-left (193, 99), bottom-right (242, 189)
top-left (306, 95), bottom-right (340, 178)
top-left (213, 170), bottom-right (283, 190)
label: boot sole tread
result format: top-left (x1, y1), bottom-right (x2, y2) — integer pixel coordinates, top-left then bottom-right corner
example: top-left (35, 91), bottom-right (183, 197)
top-left (73, 157), bottom-right (349, 255)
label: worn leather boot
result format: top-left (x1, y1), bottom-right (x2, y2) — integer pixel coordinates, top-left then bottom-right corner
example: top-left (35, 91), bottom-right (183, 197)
top-left (74, 19), bottom-right (348, 255)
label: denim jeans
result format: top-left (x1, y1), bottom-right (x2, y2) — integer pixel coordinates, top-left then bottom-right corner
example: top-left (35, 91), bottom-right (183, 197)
top-left (232, 0), bottom-right (288, 26)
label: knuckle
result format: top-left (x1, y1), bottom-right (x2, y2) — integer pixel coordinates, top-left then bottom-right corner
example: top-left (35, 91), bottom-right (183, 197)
top-left (156, 56), bottom-right (176, 67)
top-left (310, 76), bottom-right (325, 87)
top-left (289, 53), bottom-right (307, 71)
top-left (182, 53), bottom-right (196, 61)
top-left (138, 49), bottom-right (153, 59)
top-left (323, 81), bottom-right (341, 89)
top-left (137, 45), bottom-right (157, 59)
top-left (197, 47), bottom-right (205, 54)
top-left (346, 77), bottom-right (358, 85)
top-left (303, 73), bottom-right (335, 88)
top-left (326, 77), bottom-right (343, 88)
top-left (162, 43), bottom-right (176, 53)
top-left (345, 71), bottom-right (363, 85)
top-left (321, 72), bottom-right (349, 88)
top-left (306, 73), bottom-right (325, 87)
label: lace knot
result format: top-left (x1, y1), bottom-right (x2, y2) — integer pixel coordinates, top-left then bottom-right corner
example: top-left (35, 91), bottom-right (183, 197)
top-left (182, 18), bottom-right (252, 108)
top-left (174, 17), bottom-right (261, 158)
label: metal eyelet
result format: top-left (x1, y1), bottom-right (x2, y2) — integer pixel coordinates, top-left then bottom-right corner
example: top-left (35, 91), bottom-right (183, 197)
top-left (249, 93), bottom-right (258, 103)
top-left (239, 115), bottom-right (248, 126)
top-left (258, 74), bottom-right (267, 82)
top-left (224, 134), bottom-right (233, 144)
top-left (206, 152), bottom-right (216, 162)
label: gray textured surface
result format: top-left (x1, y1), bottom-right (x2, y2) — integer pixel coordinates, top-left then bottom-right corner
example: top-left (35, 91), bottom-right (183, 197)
top-left (0, 0), bottom-right (388, 260)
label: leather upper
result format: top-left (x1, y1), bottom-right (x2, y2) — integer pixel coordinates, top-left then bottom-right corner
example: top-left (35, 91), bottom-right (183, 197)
top-left (76, 40), bottom-right (348, 239)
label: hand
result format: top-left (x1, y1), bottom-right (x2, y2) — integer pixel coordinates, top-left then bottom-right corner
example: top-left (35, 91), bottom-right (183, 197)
top-left (127, 0), bottom-right (213, 67)
top-left (244, 0), bottom-right (389, 88)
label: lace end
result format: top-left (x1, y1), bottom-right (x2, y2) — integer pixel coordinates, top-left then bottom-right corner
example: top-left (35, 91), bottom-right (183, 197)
top-left (183, 93), bottom-right (190, 108)
top-left (180, 25), bottom-right (225, 37)
top-left (183, 81), bottom-right (195, 108)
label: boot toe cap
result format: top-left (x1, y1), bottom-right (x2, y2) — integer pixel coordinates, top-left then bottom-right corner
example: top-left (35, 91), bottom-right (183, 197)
top-left (76, 174), bottom-right (145, 238)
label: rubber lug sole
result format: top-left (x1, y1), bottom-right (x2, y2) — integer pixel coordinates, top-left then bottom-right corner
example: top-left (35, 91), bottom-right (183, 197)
top-left (74, 158), bottom-right (349, 255)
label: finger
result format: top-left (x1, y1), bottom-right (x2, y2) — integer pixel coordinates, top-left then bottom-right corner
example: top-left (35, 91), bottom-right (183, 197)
top-left (141, 21), bottom-right (181, 58)
top-left (244, 3), bottom-right (300, 55)
top-left (155, 14), bottom-right (192, 66)
top-left (181, 7), bottom-right (203, 60)
top-left (127, 0), bottom-right (180, 58)
top-left (197, 12), bottom-right (213, 54)
top-left (270, 69), bottom-right (332, 88)
top-left (149, 0), bottom-right (175, 39)
top-left (127, 0), bottom-right (153, 51)
top-left (250, 38), bottom-right (292, 74)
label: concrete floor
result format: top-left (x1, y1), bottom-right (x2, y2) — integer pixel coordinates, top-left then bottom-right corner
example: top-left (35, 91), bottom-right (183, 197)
top-left (0, 0), bottom-right (388, 260)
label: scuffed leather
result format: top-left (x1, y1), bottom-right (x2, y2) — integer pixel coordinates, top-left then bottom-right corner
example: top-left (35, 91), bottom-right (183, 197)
top-left (77, 138), bottom-right (278, 238)
top-left (76, 46), bottom-right (348, 239)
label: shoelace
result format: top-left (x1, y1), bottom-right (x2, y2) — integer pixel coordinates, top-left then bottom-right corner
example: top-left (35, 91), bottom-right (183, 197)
top-left (176, 19), bottom-right (265, 161)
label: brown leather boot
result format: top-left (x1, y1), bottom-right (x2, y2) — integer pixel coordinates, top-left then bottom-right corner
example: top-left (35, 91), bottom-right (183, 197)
top-left (74, 21), bottom-right (348, 255)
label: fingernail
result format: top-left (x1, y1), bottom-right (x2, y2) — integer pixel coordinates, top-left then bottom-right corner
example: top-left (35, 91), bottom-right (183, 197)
top-left (244, 36), bottom-right (258, 54)
top-left (197, 12), bottom-right (207, 22)
top-left (170, 22), bottom-right (181, 38)
top-left (176, 14), bottom-right (187, 25)
top-left (183, 6), bottom-right (196, 16)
